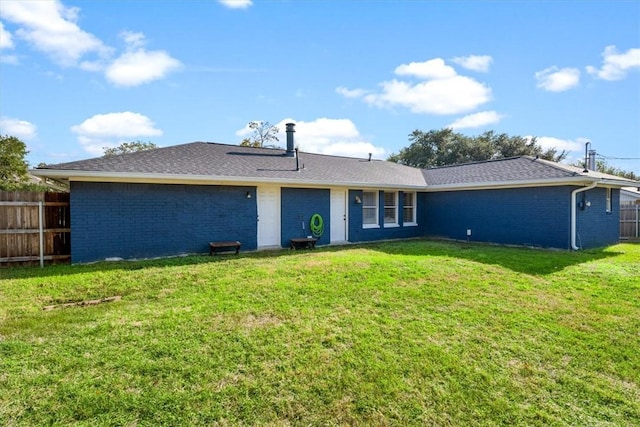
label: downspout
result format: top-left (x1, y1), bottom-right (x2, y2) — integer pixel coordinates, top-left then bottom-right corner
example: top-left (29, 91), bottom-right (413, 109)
top-left (570, 181), bottom-right (598, 250)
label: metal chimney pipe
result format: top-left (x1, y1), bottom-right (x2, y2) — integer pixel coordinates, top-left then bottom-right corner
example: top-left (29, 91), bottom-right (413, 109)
top-left (588, 150), bottom-right (596, 170)
top-left (285, 123), bottom-right (295, 157)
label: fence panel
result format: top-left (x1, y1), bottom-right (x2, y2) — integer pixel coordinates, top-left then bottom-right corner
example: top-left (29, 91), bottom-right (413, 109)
top-left (0, 191), bottom-right (70, 266)
top-left (620, 204), bottom-right (639, 241)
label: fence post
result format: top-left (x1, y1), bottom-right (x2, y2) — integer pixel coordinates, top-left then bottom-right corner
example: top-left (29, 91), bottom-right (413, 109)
top-left (636, 205), bottom-right (639, 239)
top-left (39, 201), bottom-right (44, 268)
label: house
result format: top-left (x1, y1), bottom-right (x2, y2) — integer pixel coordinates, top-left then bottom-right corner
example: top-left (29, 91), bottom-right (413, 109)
top-left (621, 187), bottom-right (640, 206)
top-left (32, 124), bottom-right (639, 263)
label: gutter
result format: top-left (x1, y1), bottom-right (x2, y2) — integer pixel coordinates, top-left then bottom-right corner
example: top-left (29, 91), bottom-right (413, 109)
top-left (570, 182), bottom-right (598, 250)
top-left (29, 169), bottom-right (427, 191)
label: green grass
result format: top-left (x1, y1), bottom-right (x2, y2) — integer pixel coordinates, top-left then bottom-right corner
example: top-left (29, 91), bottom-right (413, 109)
top-left (1, 240), bottom-right (639, 426)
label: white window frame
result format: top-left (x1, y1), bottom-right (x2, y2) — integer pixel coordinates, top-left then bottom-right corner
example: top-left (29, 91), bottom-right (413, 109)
top-left (606, 188), bottom-right (612, 213)
top-left (403, 191), bottom-right (417, 226)
top-left (383, 191), bottom-right (399, 227)
top-left (362, 191), bottom-right (379, 228)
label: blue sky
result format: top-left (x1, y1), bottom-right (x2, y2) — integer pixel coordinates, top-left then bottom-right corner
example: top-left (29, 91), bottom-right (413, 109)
top-left (1, 0), bottom-right (639, 174)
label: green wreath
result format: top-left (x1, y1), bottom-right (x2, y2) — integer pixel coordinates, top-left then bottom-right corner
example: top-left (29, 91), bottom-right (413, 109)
top-left (309, 214), bottom-right (324, 238)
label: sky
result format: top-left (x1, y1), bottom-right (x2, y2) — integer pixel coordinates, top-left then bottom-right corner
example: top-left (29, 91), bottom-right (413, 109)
top-left (1, 0), bottom-right (639, 175)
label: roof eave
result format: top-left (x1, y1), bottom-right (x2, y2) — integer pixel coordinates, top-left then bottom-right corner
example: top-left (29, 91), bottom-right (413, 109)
top-left (30, 169), bottom-right (427, 190)
top-left (425, 176), bottom-right (639, 192)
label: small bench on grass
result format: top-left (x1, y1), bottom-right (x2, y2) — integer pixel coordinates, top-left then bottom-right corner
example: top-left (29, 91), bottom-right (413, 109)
top-left (209, 241), bottom-right (241, 255)
top-left (290, 237), bottom-right (317, 250)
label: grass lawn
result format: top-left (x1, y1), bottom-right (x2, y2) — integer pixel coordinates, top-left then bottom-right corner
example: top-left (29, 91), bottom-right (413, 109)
top-left (1, 240), bottom-right (639, 426)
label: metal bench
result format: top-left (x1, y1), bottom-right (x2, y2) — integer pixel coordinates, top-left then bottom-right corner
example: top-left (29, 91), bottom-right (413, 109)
top-left (290, 237), bottom-right (317, 250)
top-left (209, 241), bottom-right (241, 255)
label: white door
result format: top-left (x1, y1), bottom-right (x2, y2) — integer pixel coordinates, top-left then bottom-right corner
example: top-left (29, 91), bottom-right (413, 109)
top-left (257, 186), bottom-right (281, 248)
top-left (330, 189), bottom-right (347, 243)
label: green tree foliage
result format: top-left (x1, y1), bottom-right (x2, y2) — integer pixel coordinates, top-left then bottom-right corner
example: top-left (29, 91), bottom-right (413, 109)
top-left (0, 135), bottom-right (57, 191)
top-left (239, 121), bottom-right (279, 148)
top-left (1, 134), bottom-right (29, 184)
top-left (573, 158), bottom-right (638, 181)
top-left (103, 140), bottom-right (158, 156)
top-left (388, 128), bottom-right (568, 168)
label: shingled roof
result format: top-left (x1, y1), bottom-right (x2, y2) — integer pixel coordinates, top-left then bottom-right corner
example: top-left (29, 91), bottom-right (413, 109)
top-left (34, 144), bottom-right (639, 190)
top-left (422, 155), bottom-right (638, 189)
top-left (35, 142), bottom-right (428, 189)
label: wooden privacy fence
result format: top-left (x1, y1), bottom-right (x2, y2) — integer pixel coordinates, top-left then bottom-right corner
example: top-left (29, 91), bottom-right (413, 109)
top-left (0, 191), bottom-right (70, 267)
top-left (620, 204), bottom-right (640, 241)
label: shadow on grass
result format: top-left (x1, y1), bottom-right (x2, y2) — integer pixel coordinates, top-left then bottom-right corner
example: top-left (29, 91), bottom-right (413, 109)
top-left (1, 239), bottom-right (622, 280)
top-left (365, 239), bottom-right (621, 275)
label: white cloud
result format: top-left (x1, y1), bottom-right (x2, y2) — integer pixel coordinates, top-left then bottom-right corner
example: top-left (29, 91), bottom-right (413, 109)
top-left (527, 136), bottom-right (585, 153)
top-left (0, 54), bottom-right (19, 65)
top-left (0, 0), bottom-right (111, 67)
top-left (338, 58), bottom-right (492, 115)
top-left (0, 21), bottom-right (14, 49)
top-left (0, 2), bottom-right (181, 86)
top-left (120, 30), bottom-right (146, 49)
top-left (451, 55), bottom-right (493, 72)
top-left (0, 116), bottom-right (37, 140)
top-left (236, 118), bottom-right (385, 159)
top-left (364, 76), bottom-right (491, 115)
top-left (535, 66), bottom-right (580, 92)
top-left (71, 112), bottom-right (162, 155)
top-left (335, 86), bottom-right (369, 98)
top-left (394, 58), bottom-right (457, 79)
top-left (104, 32), bottom-right (182, 87)
top-left (586, 45), bottom-right (640, 81)
top-left (447, 111), bottom-right (504, 130)
top-left (106, 50), bottom-right (182, 87)
top-left (218, 0), bottom-right (253, 9)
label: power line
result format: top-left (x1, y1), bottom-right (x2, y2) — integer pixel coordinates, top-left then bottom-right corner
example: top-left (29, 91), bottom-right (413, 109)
top-left (596, 154), bottom-right (640, 160)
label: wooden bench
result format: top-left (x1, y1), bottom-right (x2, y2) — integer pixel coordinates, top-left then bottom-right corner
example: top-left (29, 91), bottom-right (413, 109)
top-left (209, 241), bottom-right (241, 255)
top-left (290, 237), bottom-right (318, 250)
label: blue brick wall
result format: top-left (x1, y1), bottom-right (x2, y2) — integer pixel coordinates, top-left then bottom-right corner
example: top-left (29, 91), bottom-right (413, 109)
top-left (280, 188), bottom-right (330, 247)
top-left (348, 190), bottom-right (426, 243)
top-left (71, 182), bottom-right (257, 263)
top-left (424, 186), bottom-right (573, 249)
top-left (575, 187), bottom-right (620, 249)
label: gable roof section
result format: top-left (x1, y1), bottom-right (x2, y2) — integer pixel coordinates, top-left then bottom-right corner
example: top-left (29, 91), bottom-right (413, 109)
top-left (34, 142), bottom-right (428, 189)
top-left (422, 156), bottom-right (640, 190)
top-left (33, 144), bottom-right (640, 191)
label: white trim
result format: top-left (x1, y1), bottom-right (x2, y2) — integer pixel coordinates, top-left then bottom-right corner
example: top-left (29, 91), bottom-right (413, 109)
top-left (383, 191), bottom-right (398, 227)
top-left (30, 169), bottom-right (427, 191)
top-left (362, 190), bottom-right (379, 228)
top-left (425, 177), bottom-right (639, 191)
top-left (402, 191), bottom-right (417, 225)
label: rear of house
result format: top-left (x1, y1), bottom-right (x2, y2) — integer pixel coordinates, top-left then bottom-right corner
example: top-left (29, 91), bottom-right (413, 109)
top-left (32, 129), bottom-right (637, 263)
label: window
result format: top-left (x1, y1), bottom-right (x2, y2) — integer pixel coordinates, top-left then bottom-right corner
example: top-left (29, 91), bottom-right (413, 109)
top-left (403, 192), bottom-right (417, 225)
top-left (383, 191), bottom-right (398, 226)
top-left (362, 191), bottom-right (378, 227)
top-left (606, 188), bottom-right (612, 213)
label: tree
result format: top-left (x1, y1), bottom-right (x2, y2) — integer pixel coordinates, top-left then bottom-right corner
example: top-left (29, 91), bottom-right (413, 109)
top-left (1, 134), bottom-right (30, 185)
top-left (573, 158), bottom-right (638, 181)
top-left (0, 135), bottom-right (58, 191)
top-left (103, 140), bottom-right (158, 156)
top-left (388, 128), bottom-right (568, 168)
top-left (239, 121), bottom-right (279, 148)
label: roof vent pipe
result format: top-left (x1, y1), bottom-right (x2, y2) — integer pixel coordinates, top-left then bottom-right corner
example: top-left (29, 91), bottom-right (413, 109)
top-left (583, 141), bottom-right (590, 172)
top-left (285, 123), bottom-right (295, 157)
top-left (588, 150), bottom-right (597, 171)
top-left (295, 147), bottom-right (299, 171)
top-left (368, 153), bottom-right (372, 162)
